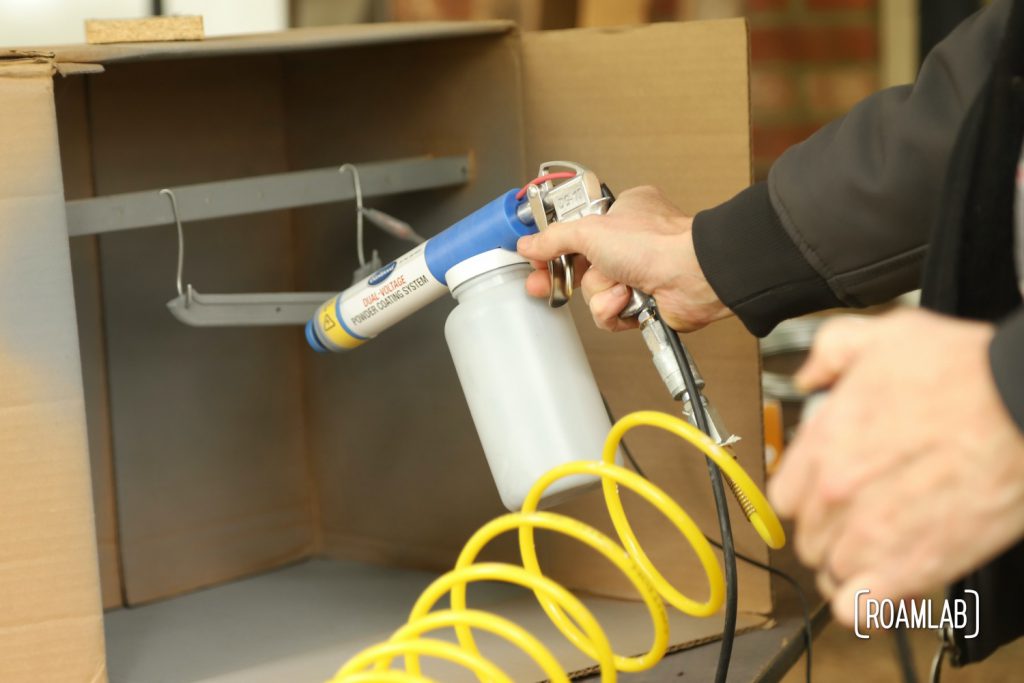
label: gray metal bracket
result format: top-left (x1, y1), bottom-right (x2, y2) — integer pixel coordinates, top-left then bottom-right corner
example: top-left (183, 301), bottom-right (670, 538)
top-left (66, 154), bottom-right (470, 327)
top-left (167, 288), bottom-right (336, 327)
top-left (66, 154), bottom-right (470, 237)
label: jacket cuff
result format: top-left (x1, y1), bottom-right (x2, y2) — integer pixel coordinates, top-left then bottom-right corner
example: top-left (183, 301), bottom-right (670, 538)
top-left (990, 306), bottom-right (1024, 434)
top-left (692, 182), bottom-right (844, 337)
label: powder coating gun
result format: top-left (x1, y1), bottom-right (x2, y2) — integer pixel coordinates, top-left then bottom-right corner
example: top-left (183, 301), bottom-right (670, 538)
top-left (306, 161), bottom-right (739, 506)
top-left (304, 161), bottom-right (607, 352)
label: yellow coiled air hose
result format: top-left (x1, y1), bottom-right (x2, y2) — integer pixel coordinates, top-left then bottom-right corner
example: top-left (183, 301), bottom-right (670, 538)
top-left (330, 410), bottom-right (786, 683)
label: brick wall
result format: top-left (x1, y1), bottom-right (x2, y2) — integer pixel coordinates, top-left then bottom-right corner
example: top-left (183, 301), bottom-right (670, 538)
top-left (382, 0), bottom-right (882, 179)
top-left (747, 0), bottom-right (880, 179)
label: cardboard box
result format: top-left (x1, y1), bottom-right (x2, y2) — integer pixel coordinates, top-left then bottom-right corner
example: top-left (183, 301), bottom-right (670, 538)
top-left (0, 18), bottom-right (766, 682)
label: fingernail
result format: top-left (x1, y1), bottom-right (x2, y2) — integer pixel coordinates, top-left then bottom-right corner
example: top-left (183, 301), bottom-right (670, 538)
top-left (612, 284), bottom-right (628, 297)
top-left (516, 235), bottom-right (534, 251)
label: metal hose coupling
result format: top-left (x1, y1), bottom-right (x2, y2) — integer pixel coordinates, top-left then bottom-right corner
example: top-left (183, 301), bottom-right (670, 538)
top-left (630, 305), bottom-right (759, 527)
top-left (634, 308), bottom-right (739, 446)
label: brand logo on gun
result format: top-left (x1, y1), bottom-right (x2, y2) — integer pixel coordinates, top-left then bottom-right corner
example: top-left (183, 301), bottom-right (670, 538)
top-left (367, 261), bottom-right (397, 286)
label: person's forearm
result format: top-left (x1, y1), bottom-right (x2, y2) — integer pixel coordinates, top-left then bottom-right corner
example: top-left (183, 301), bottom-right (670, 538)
top-left (692, 182), bottom-right (842, 336)
top-left (693, 0), bottom-right (1011, 337)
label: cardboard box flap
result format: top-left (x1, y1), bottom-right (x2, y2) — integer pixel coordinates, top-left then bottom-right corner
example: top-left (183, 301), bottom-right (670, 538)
top-left (31, 21), bottom-right (513, 66)
top-left (7, 16), bottom-right (774, 680)
top-left (0, 63), bottom-right (105, 681)
top-left (56, 74), bottom-right (124, 610)
top-left (521, 19), bottom-right (751, 207)
top-left (520, 18), bottom-right (771, 615)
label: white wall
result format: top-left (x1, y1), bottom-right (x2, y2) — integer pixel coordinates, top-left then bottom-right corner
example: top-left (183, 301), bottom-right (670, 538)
top-left (164, 0), bottom-right (286, 37)
top-left (0, 0), bottom-right (286, 48)
top-left (0, 0), bottom-right (148, 47)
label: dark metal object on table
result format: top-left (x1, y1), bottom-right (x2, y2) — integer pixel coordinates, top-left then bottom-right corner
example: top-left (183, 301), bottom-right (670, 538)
top-left (929, 624), bottom-right (956, 683)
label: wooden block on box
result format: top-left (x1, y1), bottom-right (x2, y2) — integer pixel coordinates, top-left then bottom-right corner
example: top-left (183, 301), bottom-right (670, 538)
top-left (85, 16), bottom-right (204, 45)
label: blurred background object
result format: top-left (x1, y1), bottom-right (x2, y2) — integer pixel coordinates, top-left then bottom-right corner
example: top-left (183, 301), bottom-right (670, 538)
top-left (2, 0), bottom-right (989, 183)
top-left (161, 0), bottom-right (286, 36)
top-left (0, 0), bottom-right (286, 44)
top-left (0, 0), bottom-right (150, 45)
top-left (4, 0), bottom-right (979, 180)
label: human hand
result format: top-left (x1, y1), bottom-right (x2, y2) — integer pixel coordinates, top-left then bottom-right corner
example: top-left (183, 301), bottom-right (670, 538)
top-left (769, 310), bottom-right (1024, 626)
top-left (515, 186), bottom-right (730, 332)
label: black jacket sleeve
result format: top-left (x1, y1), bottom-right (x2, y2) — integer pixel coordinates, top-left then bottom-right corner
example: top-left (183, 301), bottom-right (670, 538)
top-left (692, 0), bottom-right (1012, 338)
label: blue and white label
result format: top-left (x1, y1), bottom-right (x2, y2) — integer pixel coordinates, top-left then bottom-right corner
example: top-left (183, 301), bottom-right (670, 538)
top-left (334, 242), bottom-right (447, 340)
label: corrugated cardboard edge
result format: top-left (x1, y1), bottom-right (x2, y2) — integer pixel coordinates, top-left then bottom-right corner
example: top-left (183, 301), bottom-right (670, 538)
top-left (2, 48), bottom-right (54, 60)
top-left (58, 62), bottom-right (106, 76)
top-left (2, 50), bottom-right (105, 76)
top-left (55, 73), bottom-right (124, 610)
top-left (0, 59), bottom-right (106, 682)
top-left (27, 21), bottom-right (515, 66)
top-left (0, 54), bottom-right (56, 77)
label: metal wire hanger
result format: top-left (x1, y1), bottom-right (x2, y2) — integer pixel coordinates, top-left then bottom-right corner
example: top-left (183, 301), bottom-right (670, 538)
top-left (161, 188), bottom-right (191, 305)
top-left (339, 163), bottom-right (426, 282)
top-left (159, 164), bottom-right (426, 327)
top-left (160, 187), bottom-right (333, 327)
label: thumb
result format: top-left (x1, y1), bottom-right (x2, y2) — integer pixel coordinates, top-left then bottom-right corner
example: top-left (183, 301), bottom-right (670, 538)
top-left (795, 316), bottom-right (875, 392)
top-left (516, 219), bottom-right (594, 261)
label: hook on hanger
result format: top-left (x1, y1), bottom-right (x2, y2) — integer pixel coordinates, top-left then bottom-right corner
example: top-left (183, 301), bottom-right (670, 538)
top-left (338, 164), bottom-right (368, 268)
top-left (339, 164), bottom-right (426, 282)
top-left (160, 188), bottom-right (192, 306)
top-left (159, 185), bottom-right (335, 327)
